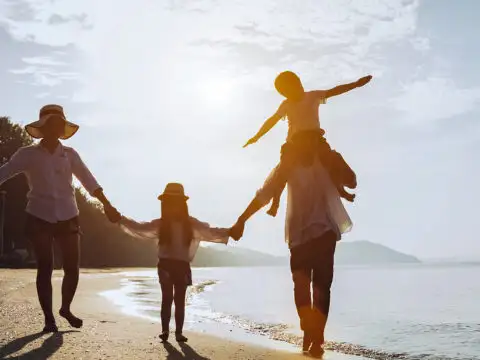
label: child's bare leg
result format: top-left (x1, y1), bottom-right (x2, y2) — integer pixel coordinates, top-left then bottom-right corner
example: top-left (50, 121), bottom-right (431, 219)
top-left (267, 143), bottom-right (292, 217)
top-left (159, 280), bottom-right (174, 341)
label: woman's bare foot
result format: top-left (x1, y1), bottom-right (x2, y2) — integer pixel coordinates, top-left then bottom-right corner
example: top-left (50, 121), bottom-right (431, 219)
top-left (42, 319), bottom-right (58, 333)
top-left (159, 331), bottom-right (169, 342)
top-left (59, 308), bottom-right (83, 328)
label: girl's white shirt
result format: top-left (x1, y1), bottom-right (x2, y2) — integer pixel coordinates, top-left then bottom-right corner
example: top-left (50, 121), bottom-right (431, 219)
top-left (119, 216), bottom-right (229, 262)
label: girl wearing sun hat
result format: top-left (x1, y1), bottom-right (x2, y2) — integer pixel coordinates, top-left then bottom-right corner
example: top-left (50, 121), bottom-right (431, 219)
top-left (119, 182), bottom-right (233, 343)
top-left (0, 104), bottom-right (121, 333)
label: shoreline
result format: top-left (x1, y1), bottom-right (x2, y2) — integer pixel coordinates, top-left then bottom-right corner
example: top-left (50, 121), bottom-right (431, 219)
top-left (0, 268), bottom-right (360, 359)
top-left (99, 269), bottom-right (303, 353)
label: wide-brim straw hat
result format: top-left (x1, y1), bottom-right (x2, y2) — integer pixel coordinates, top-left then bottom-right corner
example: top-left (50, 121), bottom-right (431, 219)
top-left (158, 183), bottom-right (189, 201)
top-left (25, 104), bottom-right (79, 140)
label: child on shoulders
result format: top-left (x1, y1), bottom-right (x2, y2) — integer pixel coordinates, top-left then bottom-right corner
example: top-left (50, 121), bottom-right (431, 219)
top-left (244, 71), bottom-right (372, 216)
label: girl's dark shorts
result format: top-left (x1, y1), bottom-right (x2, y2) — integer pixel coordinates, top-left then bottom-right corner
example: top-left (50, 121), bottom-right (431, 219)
top-left (157, 258), bottom-right (192, 287)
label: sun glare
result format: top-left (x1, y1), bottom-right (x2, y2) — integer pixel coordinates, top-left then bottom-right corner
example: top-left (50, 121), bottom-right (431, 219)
top-left (201, 78), bottom-right (234, 106)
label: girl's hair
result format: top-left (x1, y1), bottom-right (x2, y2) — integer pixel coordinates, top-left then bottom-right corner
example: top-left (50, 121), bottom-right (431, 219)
top-left (158, 198), bottom-right (193, 246)
top-left (274, 71), bottom-right (304, 101)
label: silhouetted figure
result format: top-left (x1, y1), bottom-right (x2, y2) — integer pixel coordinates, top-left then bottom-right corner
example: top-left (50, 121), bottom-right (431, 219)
top-left (231, 153), bottom-right (353, 358)
top-left (244, 71), bottom-right (372, 216)
top-left (0, 104), bottom-right (120, 332)
top-left (119, 183), bottom-right (233, 343)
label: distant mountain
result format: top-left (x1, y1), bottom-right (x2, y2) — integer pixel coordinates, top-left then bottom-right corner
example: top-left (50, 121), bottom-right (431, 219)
top-left (192, 245), bottom-right (286, 267)
top-left (335, 241), bottom-right (420, 265)
top-left (191, 241), bottom-right (420, 267)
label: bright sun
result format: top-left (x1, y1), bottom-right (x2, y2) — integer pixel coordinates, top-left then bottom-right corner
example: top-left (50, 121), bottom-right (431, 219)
top-left (201, 78), bottom-right (234, 106)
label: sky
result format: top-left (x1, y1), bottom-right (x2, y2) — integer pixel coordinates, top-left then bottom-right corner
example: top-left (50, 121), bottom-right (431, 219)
top-left (1, 0), bottom-right (480, 260)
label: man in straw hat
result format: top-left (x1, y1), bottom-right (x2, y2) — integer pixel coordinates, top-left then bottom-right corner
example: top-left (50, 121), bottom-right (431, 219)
top-left (0, 104), bottom-right (121, 332)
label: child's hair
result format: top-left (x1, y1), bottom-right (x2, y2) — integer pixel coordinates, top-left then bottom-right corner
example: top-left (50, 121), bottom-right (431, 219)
top-left (274, 71), bottom-right (304, 101)
top-left (158, 198), bottom-right (193, 246)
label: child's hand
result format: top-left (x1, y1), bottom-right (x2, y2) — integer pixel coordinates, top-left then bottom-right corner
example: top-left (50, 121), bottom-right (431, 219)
top-left (104, 204), bottom-right (122, 223)
top-left (229, 221), bottom-right (245, 241)
top-left (243, 137), bottom-right (258, 148)
top-left (356, 75), bottom-right (372, 87)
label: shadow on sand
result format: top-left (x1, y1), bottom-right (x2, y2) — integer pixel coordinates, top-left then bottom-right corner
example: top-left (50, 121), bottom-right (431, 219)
top-left (0, 330), bottom-right (78, 360)
top-left (163, 341), bottom-right (211, 360)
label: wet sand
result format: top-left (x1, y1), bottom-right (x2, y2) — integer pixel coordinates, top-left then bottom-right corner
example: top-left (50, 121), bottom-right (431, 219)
top-left (0, 269), bottom-right (358, 359)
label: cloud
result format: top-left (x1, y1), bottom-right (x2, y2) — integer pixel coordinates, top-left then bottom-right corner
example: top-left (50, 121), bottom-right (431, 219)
top-left (9, 55), bottom-right (79, 87)
top-left (47, 13), bottom-right (89, 27)
top-left (34, 91), bottom-right (50, 98)
top-left (410, 36), bottom-right (430, 53)
top-left (0, 1), bottom-right (83, 95)
top-left (21, 56), bottom-right (67, 66)
top-left (9, 65), bottom-right (75, 86)
top-left (392, 77), bottom-right (480, 123)
top-left (185, 0), bottom-right (424, 84)
top-left (0, 0), bottom-right (92, 45)
top-left (6, 0), bottom-right (480, 259)
top-left (0, 0), bottom-right (37, 22)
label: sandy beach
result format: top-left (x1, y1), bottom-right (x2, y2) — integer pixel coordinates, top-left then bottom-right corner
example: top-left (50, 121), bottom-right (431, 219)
top-left (0, 269), bottom-right (358, 360)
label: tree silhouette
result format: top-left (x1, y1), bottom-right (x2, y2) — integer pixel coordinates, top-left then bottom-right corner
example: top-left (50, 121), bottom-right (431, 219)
top-left (0, 116), bottom-right (158, 267)
top-left (0, 117), bottom-right (257, 268)
top-left (0, 117), bottom-right (32, 252)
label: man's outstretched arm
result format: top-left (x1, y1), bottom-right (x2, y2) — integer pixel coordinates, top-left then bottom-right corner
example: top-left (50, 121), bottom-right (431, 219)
top-left (238, 198), bottom-right (264, 224)
top-left (230, 198), bottom-right (265, 241)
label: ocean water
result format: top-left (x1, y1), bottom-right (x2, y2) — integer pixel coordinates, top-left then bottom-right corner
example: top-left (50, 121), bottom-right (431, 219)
top-left (102, 264), bottom-right (480, 360)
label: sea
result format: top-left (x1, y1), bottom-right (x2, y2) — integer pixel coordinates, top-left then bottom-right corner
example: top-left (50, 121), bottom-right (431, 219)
top-left (101, 263), bottom-right (480, 360)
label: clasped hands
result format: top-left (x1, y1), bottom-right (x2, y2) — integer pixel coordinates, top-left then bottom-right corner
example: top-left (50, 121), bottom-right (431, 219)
top-left (104, 203), bottom-right (122, 223)
top-left (229, 219), bottom-right (245, 241)
top-left (103, 202), bottom-right (246, 242)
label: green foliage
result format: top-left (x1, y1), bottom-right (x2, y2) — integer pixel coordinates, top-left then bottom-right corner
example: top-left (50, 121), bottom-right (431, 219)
top-left (75, 188), bottom-right (157, 267)
top-left (0, 117), bottom-right (32, 252)
top-left (0, 117), bottom-right (33, 164)
top-left (0, 116), bottom-right (157, 267)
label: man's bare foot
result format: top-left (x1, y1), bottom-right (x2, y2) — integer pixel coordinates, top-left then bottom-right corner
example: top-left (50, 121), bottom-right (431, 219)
top-left (309, 342), bottom-right (325, 358)
top-left (59, 308), bottom-right (83, 328)
top-left (302, 331), bottom-right (313, 354)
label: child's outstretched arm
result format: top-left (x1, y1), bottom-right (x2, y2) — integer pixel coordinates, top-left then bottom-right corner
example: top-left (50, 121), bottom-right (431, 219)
top-left (243, 101), bottom-right (287, 148)
top-left (190, 217), bottom-right (230, 244)
top-left (325, 75), bottom-right (372, 99)
top-left (119, 216), bottom-right (160, 240)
